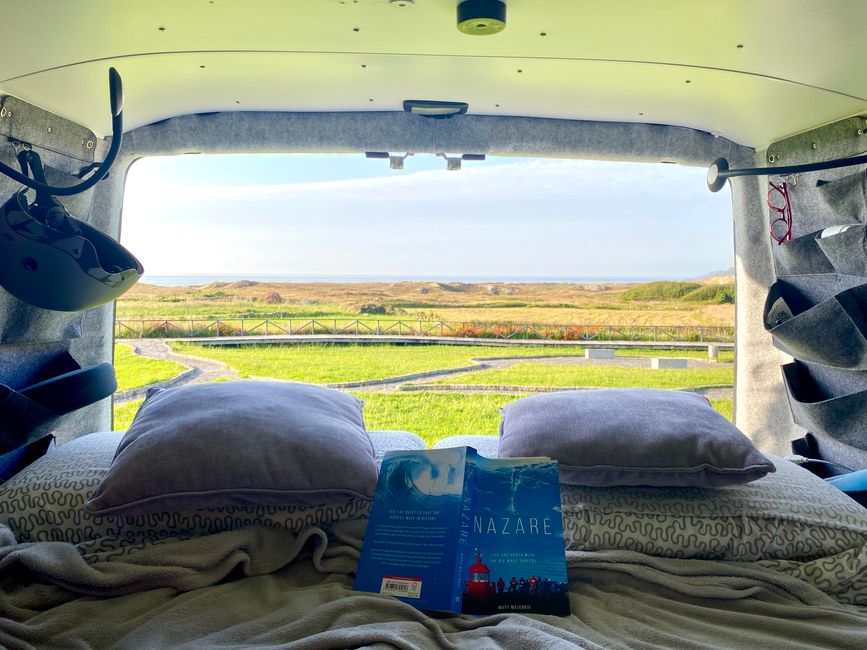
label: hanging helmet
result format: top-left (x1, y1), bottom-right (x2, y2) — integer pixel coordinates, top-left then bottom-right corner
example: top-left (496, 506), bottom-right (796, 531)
top-left (0, 189), bottom-right (143, 311)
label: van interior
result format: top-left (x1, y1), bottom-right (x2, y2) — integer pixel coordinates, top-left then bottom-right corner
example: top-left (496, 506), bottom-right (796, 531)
top-left (0, 2), bottom-right (866, 647)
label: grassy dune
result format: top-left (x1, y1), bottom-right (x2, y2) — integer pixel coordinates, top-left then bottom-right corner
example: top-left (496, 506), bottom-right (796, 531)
top-left (117, 279), bottom-right (735, 327)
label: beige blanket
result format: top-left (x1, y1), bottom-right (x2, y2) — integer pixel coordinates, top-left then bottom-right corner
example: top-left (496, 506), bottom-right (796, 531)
top-left (1, 522), bottom-right (866, 650)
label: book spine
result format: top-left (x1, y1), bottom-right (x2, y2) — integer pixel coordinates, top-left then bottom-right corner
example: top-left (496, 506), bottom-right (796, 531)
top-left (452, 456), bottom-right (476, 611)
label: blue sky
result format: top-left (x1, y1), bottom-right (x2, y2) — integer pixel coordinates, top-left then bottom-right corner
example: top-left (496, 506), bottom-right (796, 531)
top-left (121, 153), bottom-right (733, 279)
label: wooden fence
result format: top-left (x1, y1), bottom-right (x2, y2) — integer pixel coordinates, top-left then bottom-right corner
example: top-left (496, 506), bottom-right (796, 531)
top-left (115, 318), bottom-right (734, 342)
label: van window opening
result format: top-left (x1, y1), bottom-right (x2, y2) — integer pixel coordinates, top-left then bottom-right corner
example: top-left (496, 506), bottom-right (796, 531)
top-left (116, 153), bottom-right (735, 440)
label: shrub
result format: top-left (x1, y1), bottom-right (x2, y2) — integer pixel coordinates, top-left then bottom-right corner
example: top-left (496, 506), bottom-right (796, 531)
top-left (620, 281), bottom-right (701, 301)
top-left (680, 284), bottom-right (736, 304)
top-left (262, 292), bottom-right (284, 304)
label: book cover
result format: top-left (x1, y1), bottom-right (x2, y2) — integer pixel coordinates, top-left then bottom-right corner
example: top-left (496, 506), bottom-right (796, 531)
top-left (353, 447), bottom-right (475, 612)
top-left (460, 454), bottom-right (570, 615)
top-left (354, 446), bottom-right (569, 616)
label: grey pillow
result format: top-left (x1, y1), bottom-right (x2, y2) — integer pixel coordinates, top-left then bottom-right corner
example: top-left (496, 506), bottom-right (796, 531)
top-left (86, 381), bottom-right (377, 515)
top-left (498, 389), bottom-right (775, 487)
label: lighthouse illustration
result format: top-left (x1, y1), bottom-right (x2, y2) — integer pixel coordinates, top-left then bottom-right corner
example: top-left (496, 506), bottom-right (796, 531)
top-left (466, 548), bottom-right (491, 598)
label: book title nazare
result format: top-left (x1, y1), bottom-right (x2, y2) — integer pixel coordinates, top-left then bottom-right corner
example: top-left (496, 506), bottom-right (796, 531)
top-left (474, 515), bottom-right (553, 536)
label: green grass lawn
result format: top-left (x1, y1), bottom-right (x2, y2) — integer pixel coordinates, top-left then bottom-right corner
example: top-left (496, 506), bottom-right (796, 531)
top-left (114, 344), bottom-right (188, 392)
top-left (433, 363), bottom-right (733, 390)
top-left (113, 342), bottom-right (734, 437)
top-left (168, 343), bottom-right (730, 385)
top-left (710, 399), bottom-right (733, 421)
top-left (168, 343), bottom-right (588, 384)
top-left (357, 392), bottom-right (525, 445)
top-left (114, 398), bottom-right (145, 429)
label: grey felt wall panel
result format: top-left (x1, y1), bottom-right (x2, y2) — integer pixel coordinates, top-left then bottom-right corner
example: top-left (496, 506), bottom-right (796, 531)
top-left (728, 172), bottom-right (793, 455)
top-left (765, 119), bottom-right (867, 463)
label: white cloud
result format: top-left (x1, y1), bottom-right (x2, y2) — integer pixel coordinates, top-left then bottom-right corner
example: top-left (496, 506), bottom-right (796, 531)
top-left (121, 156), bottom-right (733, 277)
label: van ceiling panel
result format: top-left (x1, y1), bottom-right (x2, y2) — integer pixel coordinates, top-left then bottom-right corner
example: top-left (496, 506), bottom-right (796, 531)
top-left (0, 1), bottom-right (865, 147)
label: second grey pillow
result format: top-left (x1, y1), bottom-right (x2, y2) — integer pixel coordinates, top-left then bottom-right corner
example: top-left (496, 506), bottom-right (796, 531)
top-left (498, 389), bottom-right (774, 487)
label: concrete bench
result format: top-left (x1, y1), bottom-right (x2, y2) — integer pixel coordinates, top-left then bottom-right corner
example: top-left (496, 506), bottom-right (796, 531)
top-left (585, 348), bottom-right (615, 359)
top-left (650, 357), bottom-right (688, 369)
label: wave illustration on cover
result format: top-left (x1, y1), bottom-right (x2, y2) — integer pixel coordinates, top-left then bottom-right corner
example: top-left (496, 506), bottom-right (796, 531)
top-left (380, 448), bottom-right (465, 510)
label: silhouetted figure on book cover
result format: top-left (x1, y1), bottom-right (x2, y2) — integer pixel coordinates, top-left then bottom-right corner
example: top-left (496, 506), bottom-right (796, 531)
top-left (462, 548), bottom-right (569, 615)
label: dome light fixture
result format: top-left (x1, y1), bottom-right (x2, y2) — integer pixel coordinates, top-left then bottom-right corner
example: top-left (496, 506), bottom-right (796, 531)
top-left (457, 0), bottom-right (506, 36)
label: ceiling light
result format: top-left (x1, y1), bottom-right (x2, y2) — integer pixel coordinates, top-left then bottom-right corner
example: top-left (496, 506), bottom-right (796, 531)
top-left (457, 0), bottom-right (506, 36)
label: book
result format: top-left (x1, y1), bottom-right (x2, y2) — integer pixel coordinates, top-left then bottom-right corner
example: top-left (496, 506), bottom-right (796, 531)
top-left (353, 446), bottom-right (570, 616)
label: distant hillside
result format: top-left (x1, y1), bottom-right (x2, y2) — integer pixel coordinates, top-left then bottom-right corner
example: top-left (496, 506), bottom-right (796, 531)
top-left (694, 267), bottom-right (735, 284)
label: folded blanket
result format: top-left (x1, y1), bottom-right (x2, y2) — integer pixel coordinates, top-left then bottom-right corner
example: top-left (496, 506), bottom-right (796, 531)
top-left (1, 523), bottom-right (866, 650)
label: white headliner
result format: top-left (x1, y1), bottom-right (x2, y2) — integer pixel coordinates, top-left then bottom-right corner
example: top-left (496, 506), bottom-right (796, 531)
top-left (0, 0), bottom-right (865, 147)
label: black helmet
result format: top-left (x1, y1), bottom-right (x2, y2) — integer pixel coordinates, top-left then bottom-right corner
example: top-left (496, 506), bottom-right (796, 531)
top-left (0, 189), bottom-right (143, 311)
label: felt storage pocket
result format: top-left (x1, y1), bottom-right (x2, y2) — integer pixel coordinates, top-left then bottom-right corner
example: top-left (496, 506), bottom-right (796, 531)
top-left (0, 385), bottom-right (58, 454)
top-left (815, 170), bottom-right (867, 225)
top-left (764, 279), bottom-right (867, 369)
top-left (815, 224), bottom-right (867, 276)
top-left (774, 229), bottom-right (836, 276)
top-left (782, 361), bottom-right (867, 448)
top-left (0, 353), bottom-right (117, 455)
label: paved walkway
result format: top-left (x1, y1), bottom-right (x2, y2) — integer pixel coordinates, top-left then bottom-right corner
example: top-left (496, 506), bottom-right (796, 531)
top-left (117, 340), bottom-right (732, 403)
top-left (115, 340), bottom-right (239, 402)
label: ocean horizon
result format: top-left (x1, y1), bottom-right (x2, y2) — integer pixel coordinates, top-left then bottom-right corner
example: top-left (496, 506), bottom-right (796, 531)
top-left (140, 274), bottom-right (684, 287)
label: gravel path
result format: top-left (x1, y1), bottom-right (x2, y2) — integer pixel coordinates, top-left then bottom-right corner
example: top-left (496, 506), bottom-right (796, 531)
top-left (115, 339), bottom-right (239, 402)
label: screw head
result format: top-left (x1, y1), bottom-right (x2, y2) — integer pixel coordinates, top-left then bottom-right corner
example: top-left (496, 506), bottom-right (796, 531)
top-left (86, 140), bottom-right (94, 149)
top-left (47, 126), bottom-right (52, 133)
top-left (811, 142), bottom-right (818, 149)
